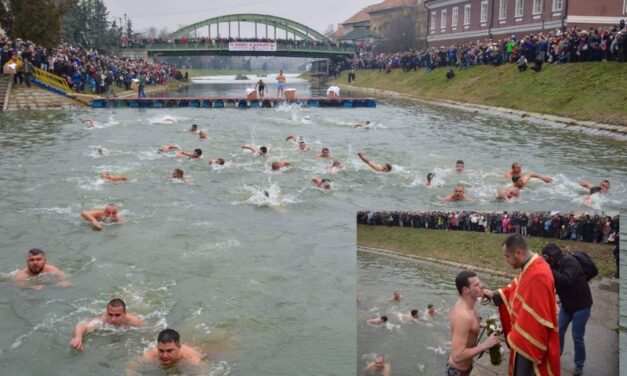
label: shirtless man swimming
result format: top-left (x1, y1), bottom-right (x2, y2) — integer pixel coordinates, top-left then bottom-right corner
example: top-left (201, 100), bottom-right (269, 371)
top-left (389, 291), bottom-right (402, 302)
top-left (298, 141), bottom-right (310, 151)
top-left (139, 329), bottom-right (204, 369)
top-left (364, 355), bottom-right (391, 376)
top-left (447, 271), bottom-right (500, 376)
top-left (172, 168), bottom-right (188, 183)
top-left (81, 203), bottom-right (125, 230)
top-left (444, 185), bottom-right (471, 202)
top-left (70, 298), bottom-right (143, 352)
top-left (100, 172), bottom-right (128, 182)
top-left (368, 316), bottom-right (388, 325)
top-left (208, 158), bottom-right (225, 165)
top-left (312, 177), bottom-right (332, 190)
top-left (326, 160), bottom-right (344, 173)
top-left (579, 179), bottom-right (610, 207)
top-left (455, 160), bottom-right (465, 173)
top-left (12, 248), bottom-right (70, 290)
top-left (176, 148), bottom-right (202, 159)
top-left (318, 147), bottom-right (332, 158)
top-left (504, 162), bottom-right (553, 184)
top-left (271, 160), bottom-right (291, 171)
top-left (354, 121), bottom-right (371, 129)
top-left (497, 172), bottom-right (551, 200)
top-left (241, 144), bottom-right (270, 156)
top-left (158, 144), bottom-right (180, 153)
top-left (358, 152), bottom-right (392, 172)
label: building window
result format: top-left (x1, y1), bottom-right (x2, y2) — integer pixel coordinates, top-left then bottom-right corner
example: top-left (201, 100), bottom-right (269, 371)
top-left (430, 11), bottom-right (436, 30)
top-left (515, 0), bottom-right (524, 17)
top-left (533, 0), bottom-right (543, 14)
top-left (499, 0), bottom-right (508, 19)
top-left (481, 1), bottom-right (488, 22)
top-left (441, 9), bottom-right (447, 29)
top-left (464, 4), bottom-right (471, 25)
top-left (552, 0), bottom-right (563, 11)
top-left (452, 7), bottom-right (459, 27)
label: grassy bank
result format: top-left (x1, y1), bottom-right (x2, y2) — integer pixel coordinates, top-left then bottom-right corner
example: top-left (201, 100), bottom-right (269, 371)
top-left (337, 62), bottom-right (627, 126)
top-left (357, 224), bottom-right (616, 277)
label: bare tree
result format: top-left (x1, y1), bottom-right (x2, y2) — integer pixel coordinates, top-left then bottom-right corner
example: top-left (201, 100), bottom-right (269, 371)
top-left (377, 11), bottom-right (418, 53)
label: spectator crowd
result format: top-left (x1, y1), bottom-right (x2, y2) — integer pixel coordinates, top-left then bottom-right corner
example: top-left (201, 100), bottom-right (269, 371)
top-left (357, 211), bottom-right (619, 244)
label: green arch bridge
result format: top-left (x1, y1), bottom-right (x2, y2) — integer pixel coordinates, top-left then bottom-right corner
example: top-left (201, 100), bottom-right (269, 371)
top-left (133, 14), bottom-right (355, 59)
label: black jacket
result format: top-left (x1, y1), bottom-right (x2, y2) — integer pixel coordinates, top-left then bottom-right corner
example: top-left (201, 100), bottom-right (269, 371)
top-left (552, 255), bottom-right (592, 313)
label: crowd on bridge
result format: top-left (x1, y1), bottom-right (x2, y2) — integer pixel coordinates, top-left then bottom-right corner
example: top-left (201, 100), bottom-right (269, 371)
top-left (338, 22), bottom-right (627, 74)
top-left (2, 35), bottom-right (184, 94)
top-left (357, 211), bottom-right (619, 244)
top-left (124, 36), bottom-right (354, 50)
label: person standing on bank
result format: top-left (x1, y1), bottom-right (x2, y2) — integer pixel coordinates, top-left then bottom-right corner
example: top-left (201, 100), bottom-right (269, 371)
top-left (542, 243), bottom-right (592, 376)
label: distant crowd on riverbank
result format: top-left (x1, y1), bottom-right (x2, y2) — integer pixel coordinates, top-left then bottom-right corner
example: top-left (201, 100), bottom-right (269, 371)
top-left (123, 36), bottom-right (354, 49)
top-left (1, 36), bottom-right (184, 94)
top-left (338, 22), bottom-right (627, 75)
top-left (357, 211), bottom-right (619, 244)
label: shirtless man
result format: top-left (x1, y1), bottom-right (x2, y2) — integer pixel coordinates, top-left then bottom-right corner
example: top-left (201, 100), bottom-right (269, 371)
top-left (81, 203), bottom-right (125, 230)
top-left (271, 160), bottom-right (291, 171)
top-left (285, 135), bottom-right (298, 143)
top-left (12, 248), bottom-right (70, 290)
top-left (447, 271), bottom-right (500, 376)
top-left (158, 144), bottom-right (180, 153)
top-left (400, 309), bottom-right (420, 322)
top-left (298, 141), bottom-right (310, 151)
top-left (326, 160), bottom-right (344, 173)
top-left (368, 316), bottom-right (388, 325)
top-left (504, 162), bottom-right (522, 179)
top-left (455, 160), bottom-right (465, 173)
top-left (82, 119), bottom-right (95, 128)
top-left (425, 172), bottom-right (435, 187)
top-left (579, 179), bottom-right (610, 206)
top-left (497, 172), bottom-right (551, 200)
top-left (100, 172), bottom-right (128, 182)
top-left (318, 147), bottom-right (332, 158)
top-left (444, 185), bottom-right (471, 202)
top-left (255, 79), bottom-right (265, 99)
top-left (390, 291), bottom-right (402, 301)
top-left (358, 152), bottom-right (392, 172)
top-left (312, 177), bottom-right (332, 190)
top-left (208, 158), bottom-right (225, 165)
top-left (139, 329), bottom-right (204, 369)
top-left (176, 148), bottom-right (202, 159)
top-left (276, 70), bottom-right (286, 97)
top-left (198, 131), bottom-right (207, 140)
top-left (364, 355), bottom-right (391, 376)
top-left (355, 121), bottom-right (371, 129)
top-left (188, 124), bottom-right (198, 132)
top-left (425, 304), bottom-right (438, 317)
top-left (172, 168), bottom-right (188, 183)
top-left (241, 144), bottom-right (270, 156)
top-left (505, 162), bottom-right (553, 185)
top-left (70, 298), bottom-right (143, 352)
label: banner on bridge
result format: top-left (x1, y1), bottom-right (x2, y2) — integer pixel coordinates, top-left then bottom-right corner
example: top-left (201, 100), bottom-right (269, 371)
top-left (228, 42), bottom-right (277, 52)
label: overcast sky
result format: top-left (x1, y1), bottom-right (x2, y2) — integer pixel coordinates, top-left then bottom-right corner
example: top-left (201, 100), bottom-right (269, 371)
top-left (102, 0), bottom-right (379, 36)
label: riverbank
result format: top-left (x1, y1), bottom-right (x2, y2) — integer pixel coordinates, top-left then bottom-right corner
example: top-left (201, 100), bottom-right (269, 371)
top-left (335, 62), bottom-right (627, 129)
top-left (357, 225), bottom-right (617, 277)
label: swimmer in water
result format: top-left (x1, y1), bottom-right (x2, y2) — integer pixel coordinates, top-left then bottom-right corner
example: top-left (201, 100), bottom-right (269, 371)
top-left (176, 148), bottom-right (202, 159)
top-left (579, 179), bottom-right (610, 206)
top-left (81, 203), bottom-right (125, 231)
top-left (271, 160), bottom-right (291, 171)
top-left (358, 152), bottom-right (392, 172)
top-left (317, 147), bottom-right (332, 158)
top-left (325, 160), bottom-right (344, 173)
top-left (444, 185), bottom-right (471, 202)
top-left (188, 124), bottom-right (198, 132)
top-left (425, 304), bottom-right (438, 317)
top-left (298, 141), bottom-right (310, 151)
top-left (162, 116), bottom-right (176, 124)
top-left (368, 316), bottom-right (389, 325)
top-left (12, 248), bottom-right (70, 290)
top-left (198, 131), bottom-right (207, 140)
top-left (455, 160), bottom-right (465, 173)
top-left (82, 119), bottom-right (95, 128)
top-left (312, 177), bottom-right (332, 190)
top-left (171, 168), bottom-right (188, 183)
top-left (354, 121), bottom-right (371, 129)
top-left (400, 309), bottom-right (420, 322)
top-left (425, 172), bottom-right (435, 187)
top-left (208, 158), bottom-right (225, 165)
top-left (390, 291), bottom-right (402, 301)
top-left (100, 172), bottom-right (128, 182)
top-left (365, 355), bottom-right (391, 376)
top-left (70, 298), bottom-right (143, 352)
top-left (285, 135), bottom-right (298, 143)
top-left (158, 144), bottom-right (180, 153)
top-left (241, 144), bottom-right (270, 156)
top-left (497, 175), bottom-right (525, 201)
top-left (134, 329), bottom-right (204, 371)
top-left (505, 162), bottom-right (553, 184)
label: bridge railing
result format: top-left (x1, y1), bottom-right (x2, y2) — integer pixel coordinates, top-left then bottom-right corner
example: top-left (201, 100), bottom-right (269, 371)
top-left (142, 43), bottom-right (356, 55)
top-left (32, 67), bottom-right (72, 96)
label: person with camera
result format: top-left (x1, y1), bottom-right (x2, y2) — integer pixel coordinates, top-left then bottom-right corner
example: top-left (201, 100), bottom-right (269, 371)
top-left (542, 243), bottom-right (592, 376)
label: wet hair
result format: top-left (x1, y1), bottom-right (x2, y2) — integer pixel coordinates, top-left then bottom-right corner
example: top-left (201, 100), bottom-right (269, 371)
top-left (455, 270), bottom-right (477, 295)
top-left (332, 160), bottom-right (341, 167)
top-left (263, 190), bottom-right (270, 198)
top-left (194, 148), bottom-right (202, 156)
top-left (174, 168), bottom-right (184, 177)
top-left (381, 316), bottom-right (388, 322)
top-left (365, 121), bottom-right (371, 125)
top-left (271, 161), bottom-right (281, 170)
top-left (322, 147), bottom-right (329, 152)
top-left (502, 234), bottom-right (528, 253)
top-left (107, 298), bottom-right (127, 311)
top-left (512, 162), bottom-right (520, 169)
top-left (190, 124), bottom-right (197, 130)
top-left (259, 146), bottom-right (268, 154)
top-left (427, 172), bottom-right (435, 183)
top-left (456, 160), bottom-right (464, 165)
top-left (511, 174), bottom-right (522, 183)
top-left (157, 329), bottom-right (181, 346)
top-left (216, 158), bottom-right (225, 165)
top-left (410, 309), bottom-right (418, 318)
top-left (427, 304), bottom-right (434, 309)
top-left (384, 163), bottom-right (392, 172)
top-left (28, 248), bottom-right (45, 256)
top-left (602, 179), bottom-right (610, 185)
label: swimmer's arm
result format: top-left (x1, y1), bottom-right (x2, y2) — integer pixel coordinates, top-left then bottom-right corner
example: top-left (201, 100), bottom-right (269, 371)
top-left (496, 188), bottom-right (510, 201)
top-left (70, 319), bottom-right (99, 351)
top-left (582, 195), bottom-right (594, 208)
top-left (526, 172), bottom-right (553, 183)
top-left (11, 270), bottom-right (41, 289)
top-left (443, 194), bottom-right (454, 202)
top-left (126, 314), bottom-right (144, 327)
top-left (357, 152), bottom-right (378, 170)
top-left (109, 175), bottom-right (128, 182)
top-left (48, 265), bottom-right (71, 287)
top-left (178, 151), bottom-right (195, 158)
top-left (240, 145), bottom-right (256, 152)
top-left (81, 210), bottom-right (103, 230)
top-left (578, 179), bottom-right (594, 189)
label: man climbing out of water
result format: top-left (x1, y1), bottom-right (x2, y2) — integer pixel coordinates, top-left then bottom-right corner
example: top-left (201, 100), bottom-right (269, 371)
top-left (317, 147), bottom-right (332, 158)
top-left (355, 121), bottom-right (371, 129)
top-left (132, 329), bottom-right (205, 372)
top-left (444, 185), bottom-right (471, 202)
top-left (12, 248), bottom-right (70, 290)
top-left (578, 179), bottom-right (610, 207)
top-left (368, 316), bottom-right (388, 325)
top-left (271, 160), bottom-right (291, 171)
top-left (311, 177), bottom-right (332, 190)
top-left (447, 271), bottom-right (501, 376)
top-left (176, 148), bottom-right (202, 159)
top-left (208, 158), bottom-right (225, 165)
top-left (81, 203), bottom-right (125, 231)
top-left (70, 298), bottom-right (143, 352)
top-left (358, 152), bottom-right (392, 172)
top-left (158, 144), bottom-right (180, 153)
top-left (100, 172), bottom-right (128, 182)
top-left (255, 79), bottom-right (265, 99)
top-left (241, 144), bottom-right (270, 156)
top-left (364, 355), bottom-right (391, 376)
top-left (276, 70), bottom-right (286, 97)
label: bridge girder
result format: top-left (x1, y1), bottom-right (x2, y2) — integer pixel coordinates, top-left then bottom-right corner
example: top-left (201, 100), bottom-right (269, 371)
top-left (168, 14), bottom-right (330, 43)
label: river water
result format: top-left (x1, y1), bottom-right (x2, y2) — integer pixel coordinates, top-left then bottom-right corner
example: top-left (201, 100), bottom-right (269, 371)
top-left (0, 76), bottom-right (625, 375)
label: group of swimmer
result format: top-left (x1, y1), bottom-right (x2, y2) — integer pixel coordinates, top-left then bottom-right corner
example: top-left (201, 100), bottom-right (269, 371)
top-left (363, 291), bottom-right (441, 375)
top-left (11, 248), bottom-right (203, 371)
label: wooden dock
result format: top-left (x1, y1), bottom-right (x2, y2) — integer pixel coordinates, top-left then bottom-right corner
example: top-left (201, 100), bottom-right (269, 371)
top-left (90, 97), bottom-right (376, 109)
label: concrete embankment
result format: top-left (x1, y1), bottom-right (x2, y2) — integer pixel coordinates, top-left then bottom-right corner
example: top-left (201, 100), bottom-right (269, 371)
top-left (5, 82), bottom-right (84, 111)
